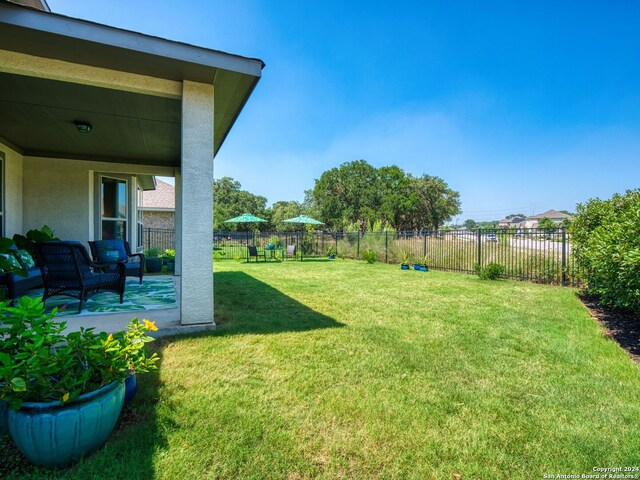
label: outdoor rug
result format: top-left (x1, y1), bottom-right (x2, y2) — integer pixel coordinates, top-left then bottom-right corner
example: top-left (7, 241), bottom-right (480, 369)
top-left (26, 277), bottom-right (177, 317)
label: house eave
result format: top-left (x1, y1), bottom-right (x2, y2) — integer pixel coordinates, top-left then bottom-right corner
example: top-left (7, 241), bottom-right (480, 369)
top-left (0, 1), bottom-right (265, 156)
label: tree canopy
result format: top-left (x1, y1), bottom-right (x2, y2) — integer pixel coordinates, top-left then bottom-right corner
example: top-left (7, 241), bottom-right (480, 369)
top-left (312, 160), bottom-right (460, 231)
top-left (213, 160), bottom-right (461, 232)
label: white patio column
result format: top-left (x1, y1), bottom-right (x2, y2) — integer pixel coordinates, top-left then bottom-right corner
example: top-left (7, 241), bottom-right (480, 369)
top-left (179, 80), bottom-right (214, 325)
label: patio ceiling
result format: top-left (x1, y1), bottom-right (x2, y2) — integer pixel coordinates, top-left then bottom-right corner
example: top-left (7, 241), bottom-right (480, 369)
top-left (0, 1), bottom-right (264, 165)
top-left (0, 72), bottom-right (181, 166)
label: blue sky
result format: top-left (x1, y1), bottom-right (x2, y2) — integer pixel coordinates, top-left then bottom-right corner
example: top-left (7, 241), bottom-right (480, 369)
top-left (49, 1), bottom-right (640, 221)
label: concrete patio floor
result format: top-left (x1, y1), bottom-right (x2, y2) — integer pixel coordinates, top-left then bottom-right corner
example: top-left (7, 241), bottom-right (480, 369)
top-left (23, 276), bottom-right (216, 338)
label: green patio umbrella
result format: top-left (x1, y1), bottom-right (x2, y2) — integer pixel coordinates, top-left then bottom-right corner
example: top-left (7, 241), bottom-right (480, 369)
top-left (283, 215), bottom-right (324, 225)
top-left (223, 213), bottom-right (267, 259)
top-left (283, 215), bottom-right (324, 261)
top-left (224, 213), bottom-right (268, 223)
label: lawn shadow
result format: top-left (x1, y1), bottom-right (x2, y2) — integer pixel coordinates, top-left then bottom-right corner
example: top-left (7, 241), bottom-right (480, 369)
top-left (212, 271), bottom-right (344, 335)
top-left (0, 353), bottom-right (169, 480)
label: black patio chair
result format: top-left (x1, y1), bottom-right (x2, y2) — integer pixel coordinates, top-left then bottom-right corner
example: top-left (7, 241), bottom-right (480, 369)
top-left (247, 246), bottom-right (266, 262)
top-left (37, 241), bottom-right (126, 313)
top-left (283, 244), bottom-right (297, 261)
top-left (88, 240), bottom-right (145, 284)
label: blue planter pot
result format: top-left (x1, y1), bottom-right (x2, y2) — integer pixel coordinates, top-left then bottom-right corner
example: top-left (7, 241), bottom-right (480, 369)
top-left (145, 257), bottom-right (163, 273)
top-left (414, 265), bottom-right (421, 270)
top-left (401, 264), bottom-right (410, 270)
top-left (0, 399), bottom-right (8, 436)
top-left (328, 255), bottom-right (335, 260)
top-left (8, 380), bottom-right (125, 467)
top-left (124, 374), bottom-right (138, 405)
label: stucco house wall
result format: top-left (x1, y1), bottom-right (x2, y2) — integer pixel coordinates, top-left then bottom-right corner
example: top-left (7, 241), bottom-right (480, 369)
top-left (20, 155), bottom-right (172, 249)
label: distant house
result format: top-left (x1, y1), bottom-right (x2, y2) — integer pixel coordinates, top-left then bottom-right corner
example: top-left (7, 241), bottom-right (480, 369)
top-left (524, 210), bottom-right (572, 228)
top-left (498, 216), bottom-right (525, 228)
top-left (141, 179), bottom-right (175, 230)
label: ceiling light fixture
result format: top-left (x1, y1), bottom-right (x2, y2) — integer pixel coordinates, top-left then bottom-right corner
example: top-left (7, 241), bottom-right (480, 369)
top-left (74, 120), bottom-right (92, 134)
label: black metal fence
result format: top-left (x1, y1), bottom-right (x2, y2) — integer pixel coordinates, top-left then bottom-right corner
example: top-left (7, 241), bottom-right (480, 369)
top-left (143, 228), bottom-right (175, 253)
top-left (143, 227), bottom-right (583, 287)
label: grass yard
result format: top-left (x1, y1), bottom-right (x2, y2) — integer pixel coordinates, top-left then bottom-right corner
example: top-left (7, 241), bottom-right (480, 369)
top-left (3, 259), bottom-right (640, 479)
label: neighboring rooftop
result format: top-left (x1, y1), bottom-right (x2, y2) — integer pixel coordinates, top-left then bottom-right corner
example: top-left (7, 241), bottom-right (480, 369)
top-left (141, 179), bottom-right (175, 211)
top-left (526, 209), bottom-right (572, 220)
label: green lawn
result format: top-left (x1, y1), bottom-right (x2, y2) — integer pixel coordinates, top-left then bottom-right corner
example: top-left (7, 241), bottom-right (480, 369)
top-left (3, 260), bottom-right (640, 479)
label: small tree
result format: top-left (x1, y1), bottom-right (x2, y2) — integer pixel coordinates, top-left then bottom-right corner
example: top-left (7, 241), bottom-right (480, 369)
top-left (537, 217), bottom-right (556, 231)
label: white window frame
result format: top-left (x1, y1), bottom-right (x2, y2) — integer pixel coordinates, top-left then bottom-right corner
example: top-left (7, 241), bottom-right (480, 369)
top-left (95, 173), bottom-right (131, 244)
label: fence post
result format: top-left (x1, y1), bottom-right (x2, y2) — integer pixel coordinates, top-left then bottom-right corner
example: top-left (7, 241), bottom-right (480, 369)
top-left (335, 232), bottom-right (338, 257)
top-left (561, 227), bottom-right (567, 286)
top-left (385, 231), bottom-right (388, 263)
top-left (477, 229), bottom-right (482, 268)
top-left (357, 231), bottom-right (360, 257)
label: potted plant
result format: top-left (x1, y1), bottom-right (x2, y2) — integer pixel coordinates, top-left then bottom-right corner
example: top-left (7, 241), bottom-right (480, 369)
top-left (144, 247), bottom-right (163, 273)
top-left (415, 255), bottom-right (429, 272)
top-left (326, 246), bottom-right (336, 260)
top-left (400, 250), bottom-right (411, 270)
top-left (12, 225), bottom-right (60, 265)
top-left (162, 249), bottom-right (175, 272)
top-left (0, 297), bottom-right (158, 467)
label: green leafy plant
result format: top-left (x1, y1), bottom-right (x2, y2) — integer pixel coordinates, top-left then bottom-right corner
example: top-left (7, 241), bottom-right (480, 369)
top-left (162, 249), bottom-right (175, 260)
top-left (475, 262), bottom-right (505, 280)
top-left (0, 237), bottom-right (27, 279)
top-left (12, 225), bottom-right (60, 262)
top-left (268, 236), bottom-right (281, 248)
top-left (0, 297), bottom-right (158, 410)
top-left (400, 250), bottom-right (411, 266)
top-left (361, 249), bottom-right (378, 264)
top-left (419, 255), bottom-right (429, 268)
top-left (326, 246), bottom-right (336, 257)
top-left (144, 247), bottom-right (161, 258)
top-left (572, 189), bottom-right (640, 311)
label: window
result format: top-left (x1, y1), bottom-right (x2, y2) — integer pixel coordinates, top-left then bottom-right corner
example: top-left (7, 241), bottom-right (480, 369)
top-left (101, 176), bottom-right (128, 240)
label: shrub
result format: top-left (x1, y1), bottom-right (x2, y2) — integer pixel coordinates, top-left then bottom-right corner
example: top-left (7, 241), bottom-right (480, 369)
top-left (0, 297), bottom-right (158, 409)
top-left (475, 262), bottom-right (505, 280)
top-left (145, 247), bottom-right (160, 258)
top-left (361, 249), bottom-right (378, 264)
top-left (572, 189), bottom-right (640, 311)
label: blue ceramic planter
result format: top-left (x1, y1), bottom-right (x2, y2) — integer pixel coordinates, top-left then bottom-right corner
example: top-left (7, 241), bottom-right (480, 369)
top-left (124, 374), bottom-right (138, 405)
top-left (0, 399), bottom-right (8, 436)
top-left (401, 264), bottom-right (410, 270)
top-left (414, 265), bottom-right (421, 270)
top-left (328, 255), bottom-right (335, 260)
top-left (8, 380), bottom-right (125, 467)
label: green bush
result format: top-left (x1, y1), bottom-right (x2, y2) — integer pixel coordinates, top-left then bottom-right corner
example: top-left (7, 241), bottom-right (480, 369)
top-left (475, 262), bottom-right (505, 280)
top-left (572, 189), bottom-right (640, 311)
top-left (0, 297), bottom-right (158, 409)
top-left (361, 249), bottom-right (378, 264)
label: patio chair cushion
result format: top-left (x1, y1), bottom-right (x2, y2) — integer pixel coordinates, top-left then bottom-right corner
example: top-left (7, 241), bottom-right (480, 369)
top-left (14, 249), bottom-right (36, 269)
top-left (0, 253), bottom-right (22, 271)
top-left (94, 240), bottom-right (128, 263)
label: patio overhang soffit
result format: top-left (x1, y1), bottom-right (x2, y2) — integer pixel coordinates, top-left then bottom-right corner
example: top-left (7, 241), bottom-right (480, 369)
top-left (0, 1), bottom-right (264, 167)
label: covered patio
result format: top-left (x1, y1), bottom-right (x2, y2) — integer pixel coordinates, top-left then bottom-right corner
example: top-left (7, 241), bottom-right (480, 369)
top-left (0, 2), bottom-right (263, 328)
